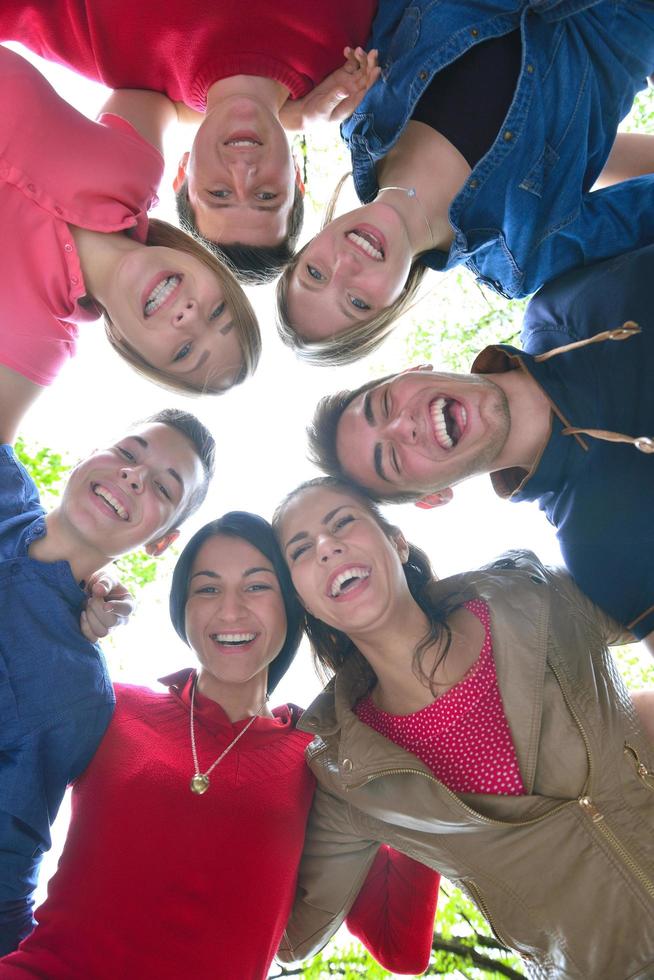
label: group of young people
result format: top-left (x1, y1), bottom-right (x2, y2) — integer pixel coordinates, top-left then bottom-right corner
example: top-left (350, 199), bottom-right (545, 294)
top-left (1, 1), bottom-right (653, 978)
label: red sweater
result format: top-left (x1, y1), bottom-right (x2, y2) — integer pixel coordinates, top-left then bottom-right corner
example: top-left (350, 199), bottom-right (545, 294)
top-left (0, 671), bottom-right (439, 979)
top-left (0, 0), bottom-right (377, 110)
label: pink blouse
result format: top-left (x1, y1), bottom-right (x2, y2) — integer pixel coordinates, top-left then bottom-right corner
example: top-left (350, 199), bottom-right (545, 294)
top-left (355, 599), bottom-right (525, 796)
top-left (0, 46), bottom-right (163, 385)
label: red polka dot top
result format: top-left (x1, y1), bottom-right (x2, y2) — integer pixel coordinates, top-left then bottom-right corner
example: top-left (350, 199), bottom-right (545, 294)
top-left (355, 599), bottom-right (525, 796)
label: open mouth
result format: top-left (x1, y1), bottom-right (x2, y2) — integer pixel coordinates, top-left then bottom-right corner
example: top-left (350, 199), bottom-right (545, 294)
top-left (143, 274), bottom-right (182, 317)
top-left (328, 566), bottom-right (371, 598)
top-left (346, 227), bottom-right (385, 261)
top-left (211, 632), bottom-right (257, 648)
top-left (429, 397), bottom-right (467, 451)
top-left (92, 484), bottom-right (129, 521)
top-left (224, 131), bottom-right (262, 147)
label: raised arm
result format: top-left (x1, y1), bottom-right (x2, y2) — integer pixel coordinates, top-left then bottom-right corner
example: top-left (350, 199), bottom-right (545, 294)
top-left (98, 89), bottom-right (177, 155)
top-left (0, 365), bottom-right (43, 446)
top-left (346, 845), bottom-right (440, 974)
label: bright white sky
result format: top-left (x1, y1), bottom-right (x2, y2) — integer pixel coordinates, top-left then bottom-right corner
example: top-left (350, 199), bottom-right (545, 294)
top-left (10, 44), bottom-right (649, 951)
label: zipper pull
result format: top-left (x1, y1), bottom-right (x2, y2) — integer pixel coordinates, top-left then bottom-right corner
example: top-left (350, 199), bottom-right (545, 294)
top-left (624, 743), bottom-right (654, 789)
top-left (578, 796), bottom-right (604, 823)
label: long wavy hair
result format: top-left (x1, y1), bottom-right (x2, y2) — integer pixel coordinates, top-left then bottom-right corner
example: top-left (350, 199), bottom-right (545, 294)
top-left (272, 477), bottom-right (465, 691)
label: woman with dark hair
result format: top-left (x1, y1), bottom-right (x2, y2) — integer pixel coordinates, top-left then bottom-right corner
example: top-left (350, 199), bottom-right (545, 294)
top-left (0, 511), bottom-right (439, 979)
top-left (273, 478), bottom-right (654, 979)
top-left (277, 0), bottom-right (654, 367)
top-left (0, 46), bottom-right (260, 447)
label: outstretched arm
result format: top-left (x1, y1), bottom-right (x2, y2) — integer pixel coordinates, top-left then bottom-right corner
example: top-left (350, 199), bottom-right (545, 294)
top-left (346, 845), bottom-right (440, 975)
top-left (280, 47), bottom-right (380, 131)
top-left (98, 89), bottom-right (177, 155)
top-left (594, 132), bottom-right (654, 189)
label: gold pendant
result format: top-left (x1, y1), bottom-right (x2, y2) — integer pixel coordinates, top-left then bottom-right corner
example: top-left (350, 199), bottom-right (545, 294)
top-left (190, 773), bottom-right (210, 795)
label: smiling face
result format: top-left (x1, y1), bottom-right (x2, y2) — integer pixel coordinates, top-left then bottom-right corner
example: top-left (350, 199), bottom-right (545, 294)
top-left (336, 369), bottom-right (511, 498)
top-left (180, 97), bottom-right (297, 246)
top-left (60, 422), bottom-right (205, 559)
top-left (278, 485), bottom-right (412, 639)
top-left (104, 245), bottom-right (244, 391)
top-left (286, 202), bottom-right (413, 340)
top-left (184, 534), bottom-right (287, 696)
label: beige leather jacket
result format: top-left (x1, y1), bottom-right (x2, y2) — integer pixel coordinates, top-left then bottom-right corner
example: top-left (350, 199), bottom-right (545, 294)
top-left (279, 553), bottom-right (654, 980)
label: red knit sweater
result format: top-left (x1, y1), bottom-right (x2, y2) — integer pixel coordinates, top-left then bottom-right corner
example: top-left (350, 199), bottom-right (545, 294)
top-left (0, 671), bottom-right (439, 979)
top-left (0, 0), bottom-right (377, 110)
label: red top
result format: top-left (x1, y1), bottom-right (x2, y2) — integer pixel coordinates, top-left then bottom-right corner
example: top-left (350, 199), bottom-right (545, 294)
top-left (0, 46), bottom-right (162, 385)
top-left (356, 600), bottom-right (526, 796)
top-left (0, 0), bottom-right (377, 110)
top-left (0, 671), bottom-right (439, 978)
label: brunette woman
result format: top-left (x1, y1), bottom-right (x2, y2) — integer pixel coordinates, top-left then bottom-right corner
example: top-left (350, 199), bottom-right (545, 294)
top-left (0, 513), bottom-right (439, 979)
top-left (274, 478), bottom-right (654, 979)
top-left (276, 0), bottom-right (654, 366)
top-left (0, 46), bottom-right (259, 445)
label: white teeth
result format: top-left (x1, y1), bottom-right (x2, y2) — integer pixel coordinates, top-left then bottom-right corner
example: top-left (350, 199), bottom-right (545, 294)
top-left (225, 139), bottom-right (260, 147)
top-left (330, 567), bottom-right (370, 597)
top-left (430, 397), bottom-right (453, 450)
top-left (93, 485), bottom-right (128, 520)
top-left (144, 275), bottom-right (181, 316)
top-left (213, 633), bottom-right (256, 644)
top-left (346, 232), bottom-right (383, 261)
top-left (461, 406), bottom-right (468, 428)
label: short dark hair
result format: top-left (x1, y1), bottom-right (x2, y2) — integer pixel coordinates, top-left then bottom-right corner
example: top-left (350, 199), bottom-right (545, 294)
top-left (169, 512), bottom-right (304, 693)
top-left (175, 179), bottom-right (304, 285)
top-left (307, 376), bottom-right (421, 505)
top-left (143, 408), bottom-right (216, 527)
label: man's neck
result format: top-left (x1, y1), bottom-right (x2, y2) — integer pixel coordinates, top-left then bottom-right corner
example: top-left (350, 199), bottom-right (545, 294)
top-left (492, 366), bottom-right (553, 473)
top-left (205, 75), bottom-right (289, 114)
top-left (29, 509), bottom-right (110, 585)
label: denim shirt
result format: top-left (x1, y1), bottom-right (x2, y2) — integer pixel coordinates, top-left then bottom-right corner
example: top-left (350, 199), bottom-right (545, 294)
top-left (473, 244), bottom-right (654, 636)
top-left (0, 446), bottom-right (114, 954)
top-left (341, 0), bottom-right (654, 298)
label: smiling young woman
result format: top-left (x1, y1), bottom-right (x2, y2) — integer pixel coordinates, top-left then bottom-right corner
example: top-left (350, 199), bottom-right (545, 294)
top-left (0, 46), bottom-right (260, 446)
top-left (273, 477), bottom-right (654, 978)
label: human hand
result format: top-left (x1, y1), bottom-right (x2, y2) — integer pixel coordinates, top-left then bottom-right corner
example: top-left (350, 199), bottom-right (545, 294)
top-left (80, 568), bottom-right (134, 643)
top-left (281, 47), bottom-right (380, 130)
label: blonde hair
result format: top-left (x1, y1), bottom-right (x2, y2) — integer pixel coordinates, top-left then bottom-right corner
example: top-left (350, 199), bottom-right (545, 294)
top-left (275, 174), bottom-right (428, 367)
top-left (103, 219), bottom-right (261, 395)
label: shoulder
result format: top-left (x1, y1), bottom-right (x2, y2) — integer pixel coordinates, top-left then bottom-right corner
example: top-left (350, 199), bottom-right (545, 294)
top-left (0, 445), bottom-right (41, 519)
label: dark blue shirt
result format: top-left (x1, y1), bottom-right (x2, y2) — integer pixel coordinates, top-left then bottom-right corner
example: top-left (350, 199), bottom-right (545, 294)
top-left (473, 246), bottom-right (654, 637)
top-left (0, 446), bottom-right (114, 953)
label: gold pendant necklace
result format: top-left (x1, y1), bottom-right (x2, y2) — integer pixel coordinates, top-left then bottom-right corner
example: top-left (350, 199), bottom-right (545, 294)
top-left (189, 676), bottom-right (268, 795)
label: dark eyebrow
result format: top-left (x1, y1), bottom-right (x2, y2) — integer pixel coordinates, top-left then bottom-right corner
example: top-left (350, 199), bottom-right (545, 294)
top-left (127, 435), bottom-right (148, 449)
top-left (284, 505), bottom-right (351, 551)
top-left (374, 443), bottom-right (390, 484)
top-left (190, 569), bottom-right (219, 580)
top-left (220, 320), bottom-right (234, 336)
top-left (363, 391), bottom-right (375, 426)
top-left (167, 467), bottom-right (184, 491)
top-left (190, 566), bottom-right (276, 580)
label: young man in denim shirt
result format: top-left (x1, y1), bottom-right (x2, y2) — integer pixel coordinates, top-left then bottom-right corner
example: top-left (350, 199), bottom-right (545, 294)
top-left (308, 244), bottom-right (654, 650)
top-left (0, 408), bottom-right (215, 954)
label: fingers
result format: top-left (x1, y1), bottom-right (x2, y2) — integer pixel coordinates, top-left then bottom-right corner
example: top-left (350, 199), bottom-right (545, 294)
top-left (80, 596), bottom-right (133, 643)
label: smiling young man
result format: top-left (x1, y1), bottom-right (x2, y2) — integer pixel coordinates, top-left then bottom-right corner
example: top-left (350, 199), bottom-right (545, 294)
top-left (308, 245), bottom-right (654, 647)
top-left (0, 408), bottom-right (215, 954)
top-left (0, 0), bottom-right (377, 282)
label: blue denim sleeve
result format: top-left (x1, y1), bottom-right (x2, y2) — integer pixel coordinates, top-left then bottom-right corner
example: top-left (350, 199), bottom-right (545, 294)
top-left (0, 447), bottom-right (40, 525)
top-left (0, 698), bottom-right (113, 954)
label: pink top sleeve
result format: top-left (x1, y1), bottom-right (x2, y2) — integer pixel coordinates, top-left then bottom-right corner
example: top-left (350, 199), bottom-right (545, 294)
top-left (0, 46), bottom-right (163, 385)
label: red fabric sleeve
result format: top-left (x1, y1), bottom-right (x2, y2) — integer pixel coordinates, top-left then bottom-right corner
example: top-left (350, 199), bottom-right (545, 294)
top-left (345, 845), bottom-right (440, 974)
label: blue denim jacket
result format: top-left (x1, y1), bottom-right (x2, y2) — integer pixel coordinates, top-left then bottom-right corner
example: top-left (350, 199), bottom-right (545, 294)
top-left (0, 447), bottom-right (114, 954)
top-left (341, 0), bottom-right (654, 298)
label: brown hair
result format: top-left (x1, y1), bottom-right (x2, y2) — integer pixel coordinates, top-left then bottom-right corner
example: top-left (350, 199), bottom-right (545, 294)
top-left (307, 377), bottom-right (423, 505)
top-left (275, 172), bottom-right (428, 366)
top-left (272, 476), bottom-right (463, 689)
top-left (175, 179), bottom-right (304, 285)
top-left (103, 219), bottom-right (261, 395)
